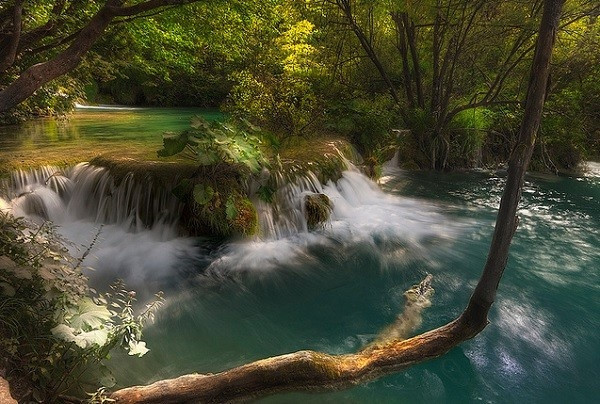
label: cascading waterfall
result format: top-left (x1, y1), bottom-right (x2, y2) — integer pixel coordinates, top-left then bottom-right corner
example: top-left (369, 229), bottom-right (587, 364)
top-left (1, 158), bottom-right (457, 287)
top-left (1, 163), bottom-right (183, 230)
top-left (0, 163), bottom-right (196, 290)
top-left (206, 160), bottom-right (458, 275)
top-left (254, 160), bottom-right (449, 241)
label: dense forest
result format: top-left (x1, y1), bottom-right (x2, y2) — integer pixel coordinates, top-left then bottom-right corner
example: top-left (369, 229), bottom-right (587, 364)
top-left (1, 1), bottom-right (599, 403)
top-left (1, 0), bottom-right (599, 171)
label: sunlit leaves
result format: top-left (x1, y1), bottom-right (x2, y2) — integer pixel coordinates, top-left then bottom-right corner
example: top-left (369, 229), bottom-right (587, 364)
top-left (128, 340), bottom-right (150, 357)
top-left (158, 116), bottom-right (267, 172)
top-left (66, 298), bottom-right (112, 330)
top-left (0, 212), bottom-right (161, 400)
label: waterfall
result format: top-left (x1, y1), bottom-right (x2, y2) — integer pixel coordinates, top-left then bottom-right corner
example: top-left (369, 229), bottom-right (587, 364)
top-left (0, 163), bottom-right (195, 291)
top-left (1, 159), bottom-right (458, 286)
top-left (207, 161), bottom-right (457, 275)
top-left (1, 163), bottom-right (183, 231)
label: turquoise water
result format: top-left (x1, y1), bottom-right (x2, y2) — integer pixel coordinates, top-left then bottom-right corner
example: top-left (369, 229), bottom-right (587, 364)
top-left (107, 165), bottom-right (600, 403)
top-left (4, 108), bottom-right (597, 402)
top-left (0, 106), bottom-right (223, 148)
top-left (0, 106), bottom-right (224, 170)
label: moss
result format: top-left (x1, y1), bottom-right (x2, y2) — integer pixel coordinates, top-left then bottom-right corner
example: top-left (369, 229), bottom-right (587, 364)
top-left (231, 197), bottom-right (259, 236)
top-left (276, 135), bottom-right (357, 184)
top-left (89, 156), bottom-right (197, 187)
top-left (304, 193), bottom-right (332, 229)
top-left (173, 163), bottom-right (256, 237)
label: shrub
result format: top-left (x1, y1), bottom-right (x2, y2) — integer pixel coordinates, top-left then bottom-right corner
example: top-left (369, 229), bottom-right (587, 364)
top-left (0, 213), bottom-right (161, 402)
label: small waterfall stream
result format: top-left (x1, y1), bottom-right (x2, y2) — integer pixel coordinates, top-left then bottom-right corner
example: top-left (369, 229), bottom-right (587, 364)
top-left (0, 160), bottom-right (456, 288)
top-left (2, 163), bottom-right (183, 230)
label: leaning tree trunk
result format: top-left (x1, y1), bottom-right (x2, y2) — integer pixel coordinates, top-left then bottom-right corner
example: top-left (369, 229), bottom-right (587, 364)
top-left (108, 0), bottom-right (565, 402)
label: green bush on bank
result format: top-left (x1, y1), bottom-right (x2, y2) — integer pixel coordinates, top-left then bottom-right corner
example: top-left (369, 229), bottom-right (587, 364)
top-left (158, 117), bottom-right (265, 236)
top-left (0, 212), bottom-right (161, 402)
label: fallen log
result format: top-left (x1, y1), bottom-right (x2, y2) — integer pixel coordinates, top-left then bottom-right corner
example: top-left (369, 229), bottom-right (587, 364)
top-left (110, 274), bottom-right (476, 404)
top-left (0, 376), bottom-right (17, 404)
top-left (109, 1), bottom-right (564, 400)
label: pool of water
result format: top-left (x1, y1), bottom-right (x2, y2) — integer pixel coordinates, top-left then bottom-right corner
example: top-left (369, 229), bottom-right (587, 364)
top-left (104, 165), bottom-right (600, 403)
top-left (0, 106), bottom-right (224, 171)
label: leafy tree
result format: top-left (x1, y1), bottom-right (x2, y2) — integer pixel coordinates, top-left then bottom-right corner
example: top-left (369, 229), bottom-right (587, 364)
top-left (0, 0), bottom-right (204, 113)
top-left (311, 0), bottom-right (599, 169)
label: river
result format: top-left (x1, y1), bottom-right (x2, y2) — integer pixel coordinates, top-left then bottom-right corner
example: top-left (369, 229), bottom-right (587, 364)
top-left (1, 108), bottom-right (598, 402)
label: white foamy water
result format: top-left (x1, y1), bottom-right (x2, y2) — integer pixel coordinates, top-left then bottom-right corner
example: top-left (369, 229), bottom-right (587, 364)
top-left (1, 164), bottom-right (198, 288)
top-left (207, 163), bottom-right (459, 277)
top-left (2, 160), bottom-right (460, 287)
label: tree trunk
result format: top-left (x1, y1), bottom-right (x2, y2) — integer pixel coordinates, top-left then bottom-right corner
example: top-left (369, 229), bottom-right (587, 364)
top-left (392, 12), bottom-right (415, 108)
top-left (107, 1), bottom-right (565, 402)
top-left (336, 0), bottom-right (400, 105)
top-left (0, 4), bottom-right (117, 112)
top-left (403, 15), bottom-right (424, 109)
top-left (463, 0), bottom-right (565, 323)
top-left (0, 1), bottom-right (23, 75)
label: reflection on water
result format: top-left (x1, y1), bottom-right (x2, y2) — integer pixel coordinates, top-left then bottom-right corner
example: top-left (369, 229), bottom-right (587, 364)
top-left (0, 106), bottom-right (223, 148)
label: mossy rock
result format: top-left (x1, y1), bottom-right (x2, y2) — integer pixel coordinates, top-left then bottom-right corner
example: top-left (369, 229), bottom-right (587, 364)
top-left (89, 156), bottom-right (197, 187)
top-left (230, 197), bottom-right (259, 236)
top-left (277, 136), bottom-right (358, 184)
top-left (304, 193), bottom-right (332, 230)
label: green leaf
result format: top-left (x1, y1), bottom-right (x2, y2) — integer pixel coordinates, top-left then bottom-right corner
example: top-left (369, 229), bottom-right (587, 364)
top-left (75, 329), bottom-right (109, 349)
top-left (193, 184), bottom-right (214, 205)
top-left (128, 340), bottom-right (149, 357)
top-left (157, 132), bottom-right (189, 157)
top-left (68, 298), bottom-right (112, 330)
top-left (51, 324), bottom-right (77, 343)
top-left (197, 150), bottom-right (219, 165)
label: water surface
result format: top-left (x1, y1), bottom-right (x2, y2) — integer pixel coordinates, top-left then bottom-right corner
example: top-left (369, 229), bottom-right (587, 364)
top-left (105, 165), bottom-right (600, 403)
top-left (2, 108), bottom-right (598, 403)
top-left (0, 106), bottom-right (223, 172)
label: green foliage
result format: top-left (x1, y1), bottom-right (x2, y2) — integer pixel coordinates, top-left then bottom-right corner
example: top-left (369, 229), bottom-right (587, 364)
top-left (158, 117), bottom-right (264, 237)
top-left (228, 14), bottom-right (326, 136)
top-left (448, 108), bottom-right (494, 168)
top-left (0, 213), bottom-right (161, 402)
top-left (538, 112), bottom-right (587, 171)
top-left (3, 0), bottom-right (599, 170)
top-left (158, 117), bottom-right (267, 173)
top-left (0, 77), bottom-right (82, 124)
top-left (326, 95), bottom-right (400, 164)
top-left (186, 187), bottom-right (258, 237)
